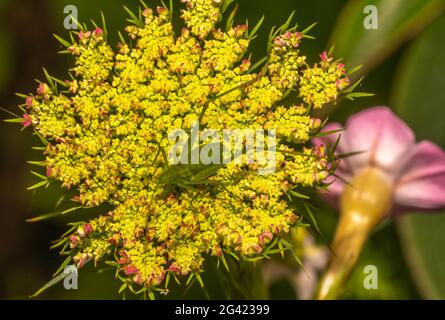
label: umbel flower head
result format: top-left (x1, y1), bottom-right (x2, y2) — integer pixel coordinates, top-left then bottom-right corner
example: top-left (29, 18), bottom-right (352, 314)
top-left (16, 0), bottom-right (357, 296)
top-left (314, 106), bottom-right (445, 299)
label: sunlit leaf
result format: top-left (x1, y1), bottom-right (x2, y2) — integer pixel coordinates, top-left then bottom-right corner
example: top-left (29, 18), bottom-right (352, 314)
top-left (393, 14), bottom-right (445, 299)
top-left (330, 0), bottom-right (445, 78)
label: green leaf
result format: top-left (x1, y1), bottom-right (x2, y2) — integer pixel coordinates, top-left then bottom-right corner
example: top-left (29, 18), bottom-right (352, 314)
top-left (288, 190), bottom-right (310, 200)
top-left (26, 206), bottom-right (83, 223)
top-left (301, 22), bottom-right (317, 36)
top-left (248, 15), bottom-right (265, 39)
top-left (247, 56), bottom-right (268, 74)
top-left (195, 273), bottom-right (204, 288)
top-left (4, 118), bottom-right (23, 124)
top-left (30, 272), bottom-right (69, 298)
top-left (345, 92), bottom-right (375, 100)
top-left (222, 0), bottom-right (236, 14)
top-left (30, 170), bottom-right (47, 180)
top-left (27, 161), bottom-right (46, 167)
top-left (53, 34), bottom-right (71, 48)
top-left (27, 180), bottom-right (48, 191)
top-left (393, 14), bottom-right (445, 299)
top-left (101, 12), bottom-right (108, 39)
top-left (185, 273), bottom-right (195, 286)
top-left (42, 68), bottom-right (56, 91)
top-left (220, 253), bottom-right (230, 272)
top-left (225, 3), bottom-right (238, 32)
top-left (303, 202), bottom-right (322, 235)
top-left (53, 256), bottom-right (73, 277)
top-left (330, 0), bottom-right (445, 78)
top-left (118, 283), bottom-right (128, 294)
top-left (123, 6), bottom-right (144, 28)
top-left (165, 272), bottom-right (171, 288)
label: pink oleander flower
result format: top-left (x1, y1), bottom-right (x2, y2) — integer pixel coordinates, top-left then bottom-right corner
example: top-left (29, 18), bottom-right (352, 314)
top-left (314, 106), bottom-right (445, 300)
top-left (316, 106), bottom-right (445, 215)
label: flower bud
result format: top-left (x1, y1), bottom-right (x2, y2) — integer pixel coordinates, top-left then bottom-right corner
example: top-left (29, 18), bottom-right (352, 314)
top-left (124, 265), bottom-right (139, 275)
top-left (93, 28), bottom-right (103, 36)
top-left (26, 96), bottom-right (33, 108)
top-left (22, 114), bottom-right (33, 127)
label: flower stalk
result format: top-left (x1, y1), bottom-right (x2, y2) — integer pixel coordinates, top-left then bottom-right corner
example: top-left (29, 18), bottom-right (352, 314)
top-left (316, 167), bottom-right (393, 299)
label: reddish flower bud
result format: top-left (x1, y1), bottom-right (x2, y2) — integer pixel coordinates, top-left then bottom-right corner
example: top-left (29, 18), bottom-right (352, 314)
top-left (26, 96), bottom-right (33, 108)
top-left (78, 31), bottom-right (91, 39)
top-left (336, 78), bottom-right (350, 90)
top-left (93, 28), bottom-right (103, 36)
top-left (239, 59), bottom-right (251, 72)
top-left (133, 273), bottom-right (143, 285)
top-left (167, 263), bottom-right (181, 273)
top-left (37, 83), bottom-right (49, 96)
top-left (233, 24), bottom-right (248, 37)
top-left (117, 251), bottom-right (129, 265)
top-left (22, 114), bottom-right (33, 127)
top-left (150, 272), bottom-right (165, 286)
top-left (337, 63), bottom-right (346, 72)
top-left (125, 265), bottom-right (139, 275)
top-left (213, 245), bottom-right (223, 257)
top-left (320, 51), bottom-right (332, 62)
top-left (287, 214), bottom-right (299, 224)
top-left (274, 37), bottom-right (286, 47)
top-left (76, 253), bottom-right (92, 268)
top-left (258, 231), bottom-right (273, 245)
top-left (108, 237), bottom-right (118, 245)
top-left (312, 118), bottom-right (322, 128)
top-left (69, 234), bottom-right (79, 244)
top-left (143, 8), bottom-right (153, 17)
top-left (84, 223), bottom-right (93, 234)
top-left (156, 6), bottom-right (168, 15)
top-left (249, 244), bottom-right (263, 254)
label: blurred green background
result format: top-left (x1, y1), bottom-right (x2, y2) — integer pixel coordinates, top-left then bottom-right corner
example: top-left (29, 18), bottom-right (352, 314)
top-left (1, 0), bottom-right (445, 299)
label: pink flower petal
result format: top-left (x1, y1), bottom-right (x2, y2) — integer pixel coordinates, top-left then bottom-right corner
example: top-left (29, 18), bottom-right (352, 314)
top-left (397, 141), bottom-right (445, 181)
top-left (394, 141), bottom-right (445, 210)
top-left (394, 173), bottom-right (445, 210)
top-left (344, 107), bottom-right (415, 174)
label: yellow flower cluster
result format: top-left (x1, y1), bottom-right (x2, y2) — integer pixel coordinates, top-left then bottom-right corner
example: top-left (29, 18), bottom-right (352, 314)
top-left (20, 1), bottom-right (351, 294)
top-left (299, 51), bottom-right (350, 109)
top-left (181, 0), bottom-right (223, 38)
top-left (268, 32), bottom-right (306, 90)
